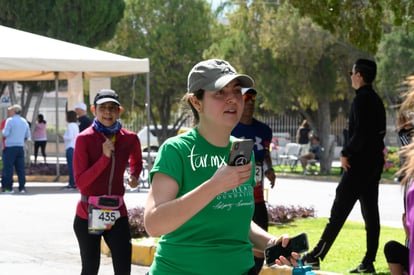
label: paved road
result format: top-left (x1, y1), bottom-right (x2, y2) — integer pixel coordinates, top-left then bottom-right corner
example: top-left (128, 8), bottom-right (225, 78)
top-left (0, 178), bottom-right (404, 275)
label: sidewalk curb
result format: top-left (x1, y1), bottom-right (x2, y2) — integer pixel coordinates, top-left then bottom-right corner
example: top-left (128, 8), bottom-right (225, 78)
top-left (101, 239), bottom-right (156, 266)
top-left (16, 175), bottom-right (69, 182)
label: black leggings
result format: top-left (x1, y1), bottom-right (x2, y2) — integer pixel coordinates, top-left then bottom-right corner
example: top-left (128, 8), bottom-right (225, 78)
top-left (73, 215), bottom-right (132, 275)
top-left (253, 201), bottom-right (269, 231)
top-left (34, 140), bottom-right (47, 159)
top-left (310, 158), bottom-right (383, 264)
top-left (384, 240), bottom-right (409, 272)
top-left (252, 202), bottom-right (269, 273)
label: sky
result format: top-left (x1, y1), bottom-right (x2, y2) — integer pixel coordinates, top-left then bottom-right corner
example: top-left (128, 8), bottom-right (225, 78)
top-left (209, 0), bottom-right (223, 10)
top-left (209, 0), bottom-right (233, 12)
top-left (209, 0), bottom-right (234, 16)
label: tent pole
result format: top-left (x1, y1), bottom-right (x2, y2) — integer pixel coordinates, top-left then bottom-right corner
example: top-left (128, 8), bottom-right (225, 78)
top-left (54, 72), bottom-right (60, 181)
top-left (145, 72), bottom-right (151, 186)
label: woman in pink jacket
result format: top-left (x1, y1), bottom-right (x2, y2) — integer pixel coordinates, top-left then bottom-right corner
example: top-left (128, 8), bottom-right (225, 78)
top-left (33, 114), bottom-right (47, 164)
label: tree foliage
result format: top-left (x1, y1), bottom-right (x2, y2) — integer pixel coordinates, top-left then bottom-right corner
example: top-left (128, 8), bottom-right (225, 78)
top-left (289, 0), bottom-right (414, 54)
top-left (0, 0), bottom-right (125, 47)
top-left (376, 27), bottom-right (414, 105)
top-left (104, 0), bottom-right (214, 143)
top-left (259, 2), bottom-right (350, 173)
top-left (205, 3), bottom-right (285, 112)
top-left (258, 3), bottom-right (338, 104)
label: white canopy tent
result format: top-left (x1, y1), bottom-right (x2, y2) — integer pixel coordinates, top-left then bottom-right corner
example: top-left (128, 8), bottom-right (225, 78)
top-left (0, 25), bottom-right (151, 180)
top-left (0, 25), bottom-right (149, 80)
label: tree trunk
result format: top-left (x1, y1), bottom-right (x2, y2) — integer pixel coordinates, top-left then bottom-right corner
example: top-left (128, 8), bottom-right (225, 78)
top-left (317, 97), bottom-right (335, 174)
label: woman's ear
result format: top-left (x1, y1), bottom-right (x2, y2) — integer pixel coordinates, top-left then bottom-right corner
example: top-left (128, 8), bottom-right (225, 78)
top-left (90, 105), bottom-right (95, 114)
top-left (189, 95), bottom-right (201, 112)
top-left (119, 106), bottom-right (124, 114)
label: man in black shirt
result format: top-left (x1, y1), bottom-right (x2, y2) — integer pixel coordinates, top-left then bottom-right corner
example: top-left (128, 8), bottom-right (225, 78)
top-left (303, 59), bottom-right (386, 274)
top-left (74, 102), bottom-right (92, 132)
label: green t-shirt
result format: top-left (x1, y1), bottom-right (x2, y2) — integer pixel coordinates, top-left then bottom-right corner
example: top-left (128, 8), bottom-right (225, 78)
top-left (149, 128), bottom-right (256, 275)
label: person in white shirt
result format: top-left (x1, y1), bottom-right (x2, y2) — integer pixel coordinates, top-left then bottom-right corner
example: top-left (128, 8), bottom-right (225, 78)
top-left (62, 110), bottom-right (79, 190)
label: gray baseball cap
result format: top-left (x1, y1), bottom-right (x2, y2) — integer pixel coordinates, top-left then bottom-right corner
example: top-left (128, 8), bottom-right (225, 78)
top-left (187, 59), bottom-right (254, 93)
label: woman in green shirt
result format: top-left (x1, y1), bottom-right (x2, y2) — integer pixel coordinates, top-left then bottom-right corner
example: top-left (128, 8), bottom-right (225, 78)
top-left (144, 59), bottom-right (298, 275)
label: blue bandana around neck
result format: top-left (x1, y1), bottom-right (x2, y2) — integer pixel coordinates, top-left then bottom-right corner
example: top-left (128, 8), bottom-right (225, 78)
top-left (92, 118), bottom-right (122, 136)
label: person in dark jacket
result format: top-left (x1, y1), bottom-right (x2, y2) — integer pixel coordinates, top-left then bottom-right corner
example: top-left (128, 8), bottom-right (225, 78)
top-left (302, 59), bottom-right (386, 274)
top-left (74, 102), bottom-right (92, 132)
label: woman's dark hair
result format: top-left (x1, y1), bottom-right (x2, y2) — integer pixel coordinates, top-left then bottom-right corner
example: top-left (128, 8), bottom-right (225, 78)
top-left (354, 59), bottom-right (377, 84)
top-left (300, 119), bottom-right (309, 128)
top-left (66, 110), bottom-right (77, 123)
top-left (181, 89), bottom-right (205, 126)
top-left (37, 114), bottom-right (46, 124)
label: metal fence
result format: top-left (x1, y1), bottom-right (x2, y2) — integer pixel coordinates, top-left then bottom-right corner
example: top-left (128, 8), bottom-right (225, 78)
top-left (254, 113), bottom-right (350, 146)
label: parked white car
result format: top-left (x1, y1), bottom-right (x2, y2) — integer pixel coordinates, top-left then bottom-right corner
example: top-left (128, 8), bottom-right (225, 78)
top-left (137, 125), bottom-right (173, 152)
top-left (137, 125), bottom-right (189, 152)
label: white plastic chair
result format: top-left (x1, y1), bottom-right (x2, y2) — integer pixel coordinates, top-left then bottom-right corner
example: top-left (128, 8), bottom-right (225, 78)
top-left (278, 143), bottom-right (302, 171)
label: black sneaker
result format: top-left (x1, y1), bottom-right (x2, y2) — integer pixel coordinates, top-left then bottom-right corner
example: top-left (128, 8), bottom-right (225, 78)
top-left (301, 253), bottom-right (320, 270)
top-left (349, 263), bottom-right (376, 274)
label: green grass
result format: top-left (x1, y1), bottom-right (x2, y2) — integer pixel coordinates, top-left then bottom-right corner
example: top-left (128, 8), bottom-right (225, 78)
top-left (268, 218), bottom-right (405, 274)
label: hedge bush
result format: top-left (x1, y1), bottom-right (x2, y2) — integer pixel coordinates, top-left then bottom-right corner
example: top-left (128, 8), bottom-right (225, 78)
top-left (128, 204), bottom-right (315, 237)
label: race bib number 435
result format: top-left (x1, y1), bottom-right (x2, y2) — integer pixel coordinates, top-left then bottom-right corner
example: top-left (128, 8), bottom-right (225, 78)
top-left (88, 208), bottom-right (120, 231)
